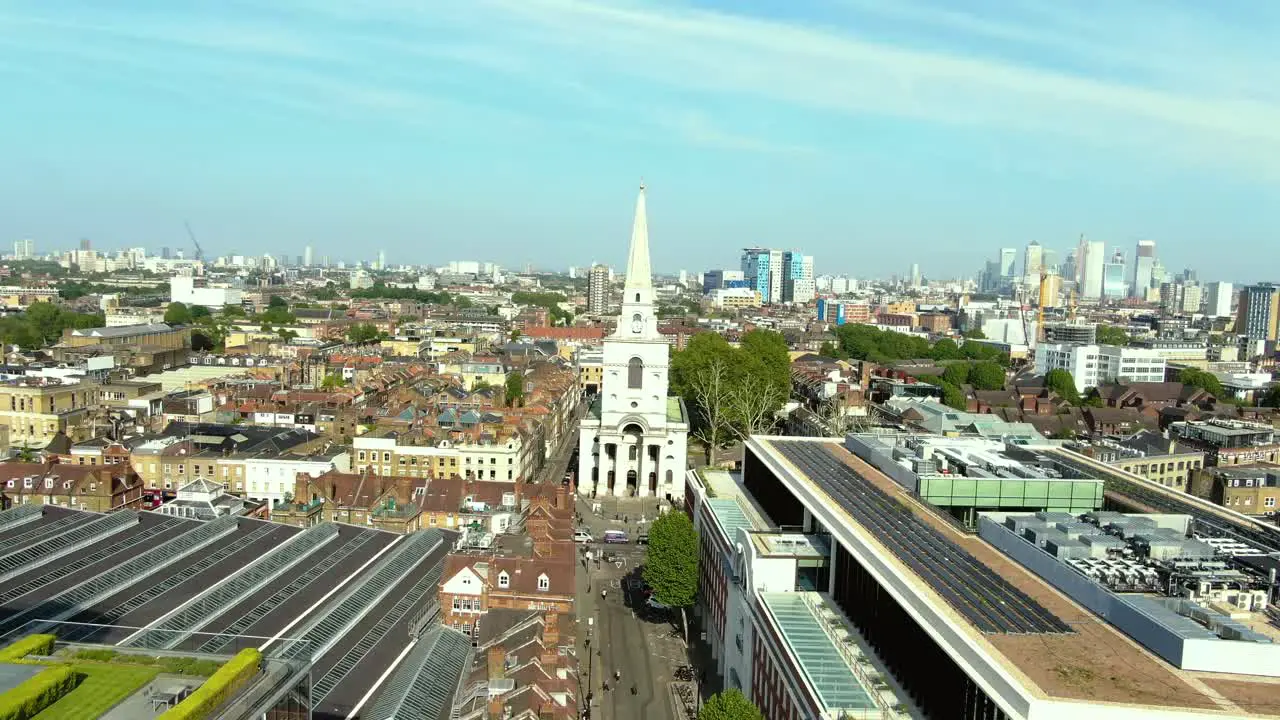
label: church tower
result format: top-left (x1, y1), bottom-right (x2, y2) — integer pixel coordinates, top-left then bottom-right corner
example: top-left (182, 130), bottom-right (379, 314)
top-left (578, 184), bottom-right (689, 500)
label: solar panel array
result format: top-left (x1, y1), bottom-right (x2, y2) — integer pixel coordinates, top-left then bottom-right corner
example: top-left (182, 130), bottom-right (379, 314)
top-left (197, 530), bottom-right (380, 654)
top-left (0, 514), bottom-right (238, 638)
top-left (364, 627), bottom-right (473, 720)
top-left (311, 546), bottom-right (447, 701)
top-left (62, 523), bottom-right (280, 643)
top-left (0, 516), bottom-right (186, 609)
top-left (124, 523), bottom-right (341, 650)
top-left (773, 441), bottom-right (1074, 634)
top-left (279, 529), bottom-right (444, 661)
top-left (0, 504), bottom-right (42, 531)
top-left (0, 511), bottom-right (136, 581)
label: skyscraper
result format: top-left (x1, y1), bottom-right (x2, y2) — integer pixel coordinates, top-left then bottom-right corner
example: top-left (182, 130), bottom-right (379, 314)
top-left (1023, 242), bottom-right (1043, 278)
top-left (999, 248), bottom-right (1016, 278)
top-left (783, 252), bottom-right (815, 303)
top-left (376, 250), bottom-right (386, 271)
top-left (741, 248), bottom-right (786, 304)
top-left (1102, 248), bottom-right (1127, 299)
top-left (587, 264), bottom-right (610, 314)
top-left (1041, 249), bottom-right (1059, 274)
top-left (909, 263), bottom-right (921, 289)
top-left (1081, 240), bottom-right (1106, 299)
top-left (1131, 240), bottom-right (1155, 298)
top-left (303, 246), bottom-right (313, 267)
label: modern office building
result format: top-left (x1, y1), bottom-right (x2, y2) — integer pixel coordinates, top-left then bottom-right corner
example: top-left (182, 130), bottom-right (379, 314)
top-left (742, 248), bottom-right (785, 304)
top-left (587, 264), bottom-right (610, 314)
top-left (1236, 283), bottom-right (1280, 342)
top-left (1080, 240), bottom-right (1106, 299)
top-left (686, 436), bottom-right (1280, 720)
top-left (1034, 343), bottom-right (1167, 391)
top-left (999, 248), bottom-right (1016, 278)
top-left (1205, 281), bottom-right (1234, 318)
top-left (12, 238), bottom-right (34, 261)
top-left (578, 185), bottom-right (688, 499)
top-left (1102, 248), bottom-right (1127, 299)
top-left (1023, 242), bottom-right (1043, 280)
top-left (1131, 240), bottom-right (1156, 298)
top-left (703, 269), bottom-right (746, 294)
top-left (783, 251), bottom-right (815, 303)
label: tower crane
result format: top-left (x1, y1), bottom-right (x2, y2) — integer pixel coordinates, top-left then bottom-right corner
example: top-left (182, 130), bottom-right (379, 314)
top-left (184, 221), bottom-right (204, 261)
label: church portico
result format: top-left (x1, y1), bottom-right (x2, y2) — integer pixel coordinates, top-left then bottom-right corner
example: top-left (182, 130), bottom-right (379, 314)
top-left (577, 184), bottom-right (689, 502)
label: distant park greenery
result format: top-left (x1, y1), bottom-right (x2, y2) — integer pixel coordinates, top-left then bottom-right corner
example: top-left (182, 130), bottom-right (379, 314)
top-left (511, 291), bottom-right (573, 325)
top-left (1095, 325), bottom-right (1132, 346)
top-left (0, 302), bottom-right (103, 350)
top-left (826, 325), bottom-right (1008, 366)
top-left (350, 283), bottom-right (470, 307)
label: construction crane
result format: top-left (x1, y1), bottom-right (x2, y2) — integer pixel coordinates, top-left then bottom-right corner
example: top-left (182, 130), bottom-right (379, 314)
top-left (1036, 267), bottom-right (1049, 345)
top-left (184, 221), bottom-right (204, 261)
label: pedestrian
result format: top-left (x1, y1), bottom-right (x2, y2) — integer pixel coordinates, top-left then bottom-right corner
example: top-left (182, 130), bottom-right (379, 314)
top-left (630, 685), bottom-right (637, 696)
top-left (614, 670), bottom-right (621, 682)
top-left (603, 681), bottom-right (610, 692)
top-left (601, 589), bottom-right (607, 600)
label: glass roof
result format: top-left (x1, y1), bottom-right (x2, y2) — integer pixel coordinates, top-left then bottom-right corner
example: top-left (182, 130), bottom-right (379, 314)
top-left (759, 592), bottom-right (878, 711)
top-left (706, 498), bottom-right (762, 538)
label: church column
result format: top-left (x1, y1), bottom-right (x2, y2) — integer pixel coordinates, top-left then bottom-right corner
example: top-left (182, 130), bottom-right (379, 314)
top-left (635, 439), bottom-right (645, 498)
top-left (637, 442), bottom-right (651, 498)
top-left (611, 444), bottom-right (624, 498)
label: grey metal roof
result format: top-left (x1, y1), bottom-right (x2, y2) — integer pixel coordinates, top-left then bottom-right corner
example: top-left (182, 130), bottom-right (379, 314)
top-left (364, 626), bottom-right (473, 720)
top-left (71, 323), bottom-right (174, 338)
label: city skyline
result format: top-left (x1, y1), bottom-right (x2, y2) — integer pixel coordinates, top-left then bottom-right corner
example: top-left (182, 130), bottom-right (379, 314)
top-left (2, 0), bottom-right (1278, 279)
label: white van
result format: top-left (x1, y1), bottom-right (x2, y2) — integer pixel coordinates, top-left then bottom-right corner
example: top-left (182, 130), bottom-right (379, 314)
top-left (574, 530), bottom-right (594, 543)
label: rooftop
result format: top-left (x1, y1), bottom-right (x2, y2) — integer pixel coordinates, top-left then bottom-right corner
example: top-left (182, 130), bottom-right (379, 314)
top-left (751, 437), bottom-right (1280, 715)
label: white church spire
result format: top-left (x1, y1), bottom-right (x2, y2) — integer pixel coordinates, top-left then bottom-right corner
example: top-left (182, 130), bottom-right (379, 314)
top-left (624, 183), bottom-right (652, 291)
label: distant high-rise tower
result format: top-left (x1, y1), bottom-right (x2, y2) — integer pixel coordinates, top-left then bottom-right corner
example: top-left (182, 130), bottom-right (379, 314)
top-left (1081, 240), bottom-right (1105, 298)
top-left (1131, 240), bottom-right (1155, 298)
top-left (304, 245), bottom-right (313, 267)
top-left (587, 264), bottom-right (610, 314)
top-left (1237, 284), bottom-right (1280, 341)
top-left (161, 246), bottom-right (171, 260)
top-left (783, 252), bottom-right (815, 303)
top-left (909, 263), bottom-right (921, 289)
top-left (1023, 242), bottom-right (1043, 278)
top-left (1205, 281), bottom-right (1234, 318)
top-left (1103, 248), bottom-right (1127, 299)
top-left (13, 239), bottom-right (34, 261)
top-left (741, 248), bottom-right (787, 304)
top-left (79, 238), bottom-right (91, 251)
top-left (376, 250), bottom-right (386, 271)
top-left (999, 248), bottom-right (1016, 278)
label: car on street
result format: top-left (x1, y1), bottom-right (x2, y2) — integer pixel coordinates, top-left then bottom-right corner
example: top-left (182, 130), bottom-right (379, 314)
top-left (603, 530), bottom-right (629, 544)
top-left (574, 530), bottom-right (594, 543)
top-left (636, 532), bottom-right (649, 545)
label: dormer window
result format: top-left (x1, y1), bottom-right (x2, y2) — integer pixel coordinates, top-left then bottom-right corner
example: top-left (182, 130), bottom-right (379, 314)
top-left (537, 573), bottom-right (549, 591)
top-left (498, 571), bottom-right (510, 589)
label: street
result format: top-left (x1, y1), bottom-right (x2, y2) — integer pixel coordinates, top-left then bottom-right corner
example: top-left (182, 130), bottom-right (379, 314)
top-left (575, 496), bottom-right (687, 720)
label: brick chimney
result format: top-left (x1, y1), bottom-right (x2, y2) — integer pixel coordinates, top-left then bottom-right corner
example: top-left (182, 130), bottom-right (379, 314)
top-left (541, 612), bottom-right (560, 646)
top-left (487, 644), bottom-right (506, 681)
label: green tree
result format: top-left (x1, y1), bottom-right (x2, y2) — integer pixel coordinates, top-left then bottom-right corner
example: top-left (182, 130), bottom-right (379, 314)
top-left (505, 372), bottom-right (525, 407)
top-left (818, 340), bottom-right (839, 358)
top-left (320, 373), bottom-right (347, 390)
top-left (268, 295), bottom-right (289, 309)
top-left (164, 301), bottom-right (192, 325)
top-left (963, 328), bottom-right (987, 340)
top-left (968, 361), bottom-right (1007, 391)
top-left (510, 329), bottom-right (522, 341)
top-left (221, 304), bottom-right (246, 318)
top-left (1179, 368), bottom-right (1224, 398)
top-left (1096, 325), bottom-right (1131, 345)
top-left (942, 363), bottom-right (970, 387)
top-left (940, 382), bottom-right (967, 410)
top-left (1260, 385), bottom-right (1280, 408)
top-left (698, 689), bottom-right (764, 720)
top-left (643, 511), bottom-right (699, 644)
top-left (347, 323), bottom-right (381, 343)
top-left (190, 304), bottom-right (211, 319)
top-left (1044, 368), bottom-right (1081, 405)
top-left (930, 337), bottom-right (963, 360)
top-left (738, 329), bottom-right (790, 396)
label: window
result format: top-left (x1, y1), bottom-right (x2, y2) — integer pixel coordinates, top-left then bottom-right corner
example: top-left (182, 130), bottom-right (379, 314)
top-left (358, 451), bottom-right (366, 461)
top-left (498, 571), bottom-right (510, 589)
top-left (1266, 497), bottom-right (1277, 508)
top-left (537, 574), bottom-right (549, 591)
top-left (634, 292), bottom-right (640, 302)
top-left (628, 357), bottom-right (643, 389)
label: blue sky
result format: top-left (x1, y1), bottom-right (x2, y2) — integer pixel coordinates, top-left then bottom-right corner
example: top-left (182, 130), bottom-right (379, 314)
top-left (1, 0), bottom-right (1278, 281)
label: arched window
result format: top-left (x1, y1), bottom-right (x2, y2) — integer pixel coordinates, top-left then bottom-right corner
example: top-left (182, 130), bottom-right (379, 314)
top-left (629, 445), bottom-right (637, 461)
top-left (628, 357), bottom-right (643, 389)
top-left (635, 292), bottom-right (640, 302)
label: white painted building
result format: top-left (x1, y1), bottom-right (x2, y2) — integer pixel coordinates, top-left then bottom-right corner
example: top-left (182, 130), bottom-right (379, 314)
top-left (242, 451), bottom-right (349, 506)
top-left (170, 275), bottom-right (241, 308)
top-left (578, 185), bottom-right (689, 499)
top-left (1035, 343), bottom-right (1167, 392)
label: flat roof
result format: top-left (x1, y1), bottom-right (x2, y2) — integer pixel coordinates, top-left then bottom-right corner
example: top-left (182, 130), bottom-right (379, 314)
top-left (753, 437), bottom-right (1277, 715)
top-left (758, 592), bottom-right (879, 712)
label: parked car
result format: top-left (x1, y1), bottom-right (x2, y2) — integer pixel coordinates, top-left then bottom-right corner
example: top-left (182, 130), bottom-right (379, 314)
top-left (574, 530), bottom-right (594, 543)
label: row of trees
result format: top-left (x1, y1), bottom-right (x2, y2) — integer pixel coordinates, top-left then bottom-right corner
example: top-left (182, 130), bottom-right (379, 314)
top-left (671, 331), bottom-right (791, 462)
top-left (349, 283), bottom-right (470, 307)
top-left (914, 360), bottom-right (1008, 411)
top-left (822, 324), bottom-right (1008, 365)
top-left (0, 302), bottom-right (103, 350)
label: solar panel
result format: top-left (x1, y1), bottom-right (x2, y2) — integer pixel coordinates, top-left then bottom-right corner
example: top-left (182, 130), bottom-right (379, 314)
top-left (773, 441), bottom-right (1074, 635)
top-left (124, 523), bottom-right (341, 650)
top-left (363, 627), bottom-right (473, 720)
